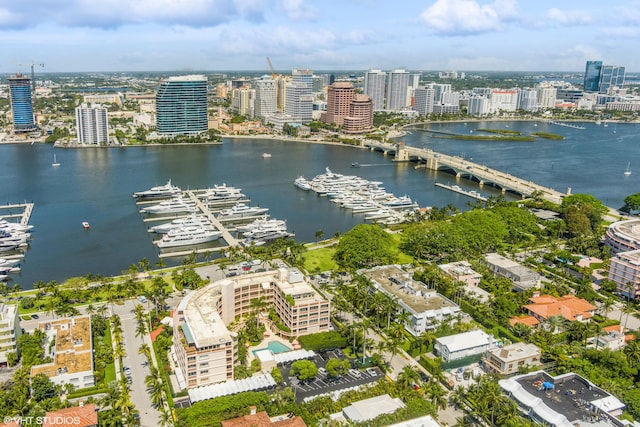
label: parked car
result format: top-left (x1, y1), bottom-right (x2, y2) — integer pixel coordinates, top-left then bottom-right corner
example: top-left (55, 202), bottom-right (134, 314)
top-left (366, 367), bottom-right (377, 376)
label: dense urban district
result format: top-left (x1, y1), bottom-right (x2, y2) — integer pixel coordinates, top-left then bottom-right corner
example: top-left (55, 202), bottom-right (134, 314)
top-left (1, 63), bottom-right (640, 427)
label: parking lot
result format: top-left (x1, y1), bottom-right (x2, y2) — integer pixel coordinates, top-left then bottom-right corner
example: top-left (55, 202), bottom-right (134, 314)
top-left (279, 349), bottom-right (382, 403)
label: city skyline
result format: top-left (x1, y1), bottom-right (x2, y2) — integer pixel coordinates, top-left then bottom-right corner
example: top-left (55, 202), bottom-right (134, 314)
top-left (0, 0), bottom-right (639, 74)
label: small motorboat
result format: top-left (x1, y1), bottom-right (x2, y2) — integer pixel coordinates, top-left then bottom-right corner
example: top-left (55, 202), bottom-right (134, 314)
top-left (82, 222), bottom-right (90, 229)
top-left (351, 162), bottom-right (361, 168)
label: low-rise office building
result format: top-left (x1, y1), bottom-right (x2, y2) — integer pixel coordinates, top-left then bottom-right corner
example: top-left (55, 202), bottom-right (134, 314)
top-left (608, 249), bottom-right (640, 299)
top-left (30, 316), bottom-right (95, 389)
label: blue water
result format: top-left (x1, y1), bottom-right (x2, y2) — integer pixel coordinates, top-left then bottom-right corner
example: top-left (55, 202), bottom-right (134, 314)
top-left (252, 341), bottom-right (291, 355)
top-left (1, 121), bottom-right (639, 288)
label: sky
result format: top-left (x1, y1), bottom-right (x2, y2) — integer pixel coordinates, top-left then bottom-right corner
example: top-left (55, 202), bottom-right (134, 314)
top-left (0, 0), bottom-right (638, 73)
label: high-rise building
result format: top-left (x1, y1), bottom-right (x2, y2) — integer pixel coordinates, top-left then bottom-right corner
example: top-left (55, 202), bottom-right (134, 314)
top-left (285, 82), bottom-right (313, 124)
top-left (292, 69), bottom-right (313, 93)
top-left (312, 76), bottom-right (325, 94)
top-left (385, 69), bottom-right (410, 110)
top-left (536, 83), bottom-right (557, 108)
top-left (584, 61), bottom-right (602, 92)
top-left (413, 87), bottom-right (435, 116)
top-left (231, 86), bottom-right (255, 117)
top-left (254, 76), bottom-right (277, 119)
top-left (517, 89), bottom-right (538, 112)
top-left (407, 73), bottom-right (421, 107)
top-left (490, 90), bottom-right (518, 112)
top-left (8, 74), bottom-right (36, 132)
top-left (467, 95), bottom-right (490, 116)
top-left (343, 94), bottom-right (374, 134)
top-left (364, 70), bottom-right (387, 111)
top-left (432, 83), bottom-right (452, 104)
top-left (75, 104), bottom-right (109, 144)
top-left (324, 82), bottom-right (355, 126)
top-left (583, 61), bottom-right (626, 93)
top-left (599, 65), bottom-right (625, 94)
top-left (156, 75), bottom-right (208, 136)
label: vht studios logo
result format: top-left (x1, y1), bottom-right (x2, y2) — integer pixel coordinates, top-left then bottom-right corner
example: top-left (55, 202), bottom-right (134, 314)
top-left (3, 416), bottom-right (82, 425)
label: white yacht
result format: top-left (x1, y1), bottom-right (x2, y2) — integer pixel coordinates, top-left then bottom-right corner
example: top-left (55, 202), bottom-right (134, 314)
top-left (155, 226), bottom-right (222, 248)
top-left (0, 218), bottom-right (34, 233)
top-left (218, 203), bottom-right (269, 219)
top-left (133, 180), bottom-right (182, 199)
top-left (149, 214), bottom-right (211, 233)
top-left (202, 184), bottom-right (244, 202)
top-left (141, 197), bottom-right (197, 214)
top-left (294, 176), bottom-right (312, 191)
top-left (236, 217), bottom-right (287, 233)
top-left (0, 258), bottom-right (19, 269)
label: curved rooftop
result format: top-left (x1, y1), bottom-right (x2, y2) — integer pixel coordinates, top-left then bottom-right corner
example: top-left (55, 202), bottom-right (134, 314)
top-left (605, 218), bottom-right (640, 254)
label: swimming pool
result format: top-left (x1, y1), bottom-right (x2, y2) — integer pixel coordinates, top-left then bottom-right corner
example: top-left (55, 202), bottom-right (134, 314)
top-left (252, 341), bottom-right (292, 355)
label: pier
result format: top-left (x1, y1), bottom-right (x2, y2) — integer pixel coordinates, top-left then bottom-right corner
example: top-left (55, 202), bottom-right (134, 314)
top-left (185, 191), bottom-right (238, 248)
top-left (0, 202), bottom-right (34, 226)
top-left (435, 182), bottom-right (487, 201)
top-left (363, 141), bottom-right (568, 204)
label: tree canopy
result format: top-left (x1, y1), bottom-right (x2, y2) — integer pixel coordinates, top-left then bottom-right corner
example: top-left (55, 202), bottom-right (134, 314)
top-left (333, 224), bottom-right (396, 270)
top-left (623, 193), bottom-right (640, 213)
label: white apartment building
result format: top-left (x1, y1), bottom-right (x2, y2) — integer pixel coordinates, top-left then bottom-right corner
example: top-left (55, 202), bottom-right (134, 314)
top-left (364, 70), bottom-right (387, 111)
top-left (518, 89), bottom-right (538, 111)
top-left (467, 95), bottom-right (490, 116)
top-left (83, 93), bottom-right (123, 105)
top-left (413, 87), bottom-right (435, 116)
top-left (386, 69), bottom-right (410, 110)
top-left (490, 90), bottom-right (518, 113)
top-left (0, 303), bottom-right (20, 367)
top-left (254, 76), bottom-right (277, 119)
top-left (75, 104), bottom-right (109, 144)
top-left (536, 84), bottom-right (557, 109)
top-left (173, 267), bottom-right (330, 389)
top-left (434, 330), bottom-right (494, 363)
top-left (483, 342), bottom-right (541, 375)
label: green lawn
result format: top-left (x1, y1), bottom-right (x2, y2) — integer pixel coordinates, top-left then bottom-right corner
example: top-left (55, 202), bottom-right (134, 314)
top-left (302, 246), bottom-right (339, 274)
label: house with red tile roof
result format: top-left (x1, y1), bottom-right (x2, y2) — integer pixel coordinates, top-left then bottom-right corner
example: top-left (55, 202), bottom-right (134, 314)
top-left (509, 315), bottom-right (540, 328)
top-left (524, 295), bottom-right (596, 323)
top-left (42, 403), bottom-right (98, 427)
top-left (221, 406), bottom-right (306, 427)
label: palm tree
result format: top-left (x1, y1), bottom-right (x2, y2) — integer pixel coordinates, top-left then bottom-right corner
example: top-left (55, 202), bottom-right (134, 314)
top-left (138, 343), bottom-right (151, 362)
top-left (426, 380), bottom-right (448, 410)
top-left (249, 297), bottom-right (268, 325)
top-left (624, 340), bottom-right (640, 365)
top-left (158, 409), bottom-right (174, 427)
top-left (546, 315), bottom-right (566, 334)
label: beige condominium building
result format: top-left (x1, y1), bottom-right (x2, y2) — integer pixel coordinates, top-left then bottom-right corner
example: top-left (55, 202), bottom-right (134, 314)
top-left (173, 267), bottom-right (330, 389)
top-left (30, 316), bottom-right (95, 389)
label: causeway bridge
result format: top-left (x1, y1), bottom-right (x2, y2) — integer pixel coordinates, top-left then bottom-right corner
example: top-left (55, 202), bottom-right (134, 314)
top-left (362, 141), bottom-right (569, 204)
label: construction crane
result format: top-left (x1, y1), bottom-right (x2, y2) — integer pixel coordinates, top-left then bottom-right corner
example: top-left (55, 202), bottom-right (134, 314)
top-left (17, 62), bottom-right (44, 127)
top-left (17, 62), bottom-right (44, 92)
top-left (266, 56), bottom-right (276, 78)
top-left (266, 57), bottom-right (284, 112)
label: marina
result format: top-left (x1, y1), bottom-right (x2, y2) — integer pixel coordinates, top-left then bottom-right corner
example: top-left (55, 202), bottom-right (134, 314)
top-left (434, 182), bottom-right (488, 201)
top-left (0, 203), bottom-right (35, 281)
top-left (548, 121), bottom-right (586, 130)
top-left (297, 168), bottom-right (421, 225)
top-left (134, 181), bottom-right (296, 258)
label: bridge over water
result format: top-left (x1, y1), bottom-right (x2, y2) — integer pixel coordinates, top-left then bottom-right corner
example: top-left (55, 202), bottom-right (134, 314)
top-left (362, 141), bottom-right (569, 204)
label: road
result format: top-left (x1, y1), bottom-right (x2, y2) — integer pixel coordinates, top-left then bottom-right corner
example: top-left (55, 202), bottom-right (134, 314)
top-left (119, 301), bottom-right (162, 426)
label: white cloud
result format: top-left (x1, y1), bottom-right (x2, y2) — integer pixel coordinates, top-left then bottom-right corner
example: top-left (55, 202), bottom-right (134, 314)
top-left (546, 8), bottom-right (592, 25)
top-left (279, 0), bottom-right (317, 21)
top-left (0, 0), bottom-right (268, 29)
top-left (419, 0), bottom-right (520, 35)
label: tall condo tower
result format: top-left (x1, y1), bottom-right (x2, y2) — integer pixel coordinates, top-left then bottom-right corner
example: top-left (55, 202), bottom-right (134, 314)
top-left (8, 74), bottom-right (36, 132)
top-left (156, 75), bottom-right (208, 136)
top-left (75, 104), bottom-right (109, 144)
top-left (364, 70), bottom-right (387, 111)
top-left (385, 69), bottom-right (410, 111)
top-left (254, 76), bottom-right (278, 119)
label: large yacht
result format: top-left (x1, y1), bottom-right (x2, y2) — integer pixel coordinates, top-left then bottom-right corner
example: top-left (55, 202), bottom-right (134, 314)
top-left (149, 214), bottom-right (211, 233)
top-left (218, 203), bottom-right (268, 219)
top-left (294, 176), bottom-right (312, 191)
top-left (155, 226), bottom-right (222, 248)
top-left (0, 218), bottom-right (34, 233)
top-left (202, 184), bottom-right (244, 202)
top-left (141, 197), bottom-right (197, 215)
top-left (133, 180), bottom-right (182, 199)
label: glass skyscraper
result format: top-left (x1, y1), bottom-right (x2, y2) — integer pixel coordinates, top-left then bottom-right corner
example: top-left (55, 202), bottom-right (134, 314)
top-left (583, 61), bottom-right (602, 92)
top-left (8, 74), bottom-right (36, 132)
top-left (599, 65), bottom-right (625, 94)
top-left (156, 75), bottom-right (208, 135)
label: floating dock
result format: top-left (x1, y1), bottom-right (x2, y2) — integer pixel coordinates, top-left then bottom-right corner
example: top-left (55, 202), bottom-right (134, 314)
top-left (435, 182), bottom-right (487, 201)
top-left (0, 202), bottom-right (34, 225)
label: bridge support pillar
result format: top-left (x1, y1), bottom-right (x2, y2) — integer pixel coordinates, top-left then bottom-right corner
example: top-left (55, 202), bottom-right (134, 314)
top-left (395, 148), bottom-right (410, 162)
top-left (478, 180), bottom-right (484, 186)
top-left (456, 172), bottom-right (462, 178)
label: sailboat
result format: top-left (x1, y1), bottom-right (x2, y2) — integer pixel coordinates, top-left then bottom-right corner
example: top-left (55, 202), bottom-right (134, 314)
top-left (624, 162), bottom-right (632, 176)
top-left (52, 151), bottom-right (60, 167)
